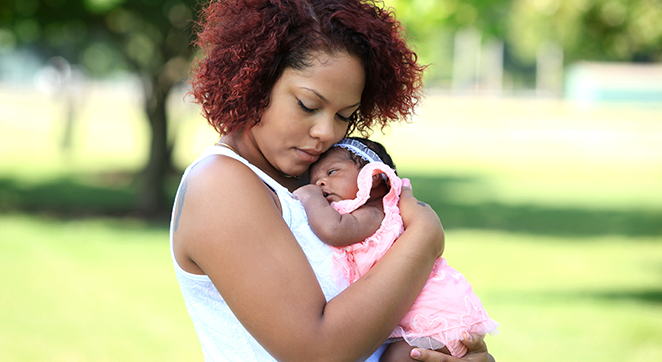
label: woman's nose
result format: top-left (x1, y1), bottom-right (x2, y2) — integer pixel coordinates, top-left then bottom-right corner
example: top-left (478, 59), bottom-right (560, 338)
top-left (310, 115), bottom-right (335, 143)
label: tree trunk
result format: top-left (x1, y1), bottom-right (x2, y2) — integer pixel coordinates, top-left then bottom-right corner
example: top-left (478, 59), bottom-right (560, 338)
top-left (138, 78), bottom-right (171, 216)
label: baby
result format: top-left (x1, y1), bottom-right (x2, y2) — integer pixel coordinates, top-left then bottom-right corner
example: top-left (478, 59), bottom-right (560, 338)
top-left (294, 138), bottom-right (499, 360)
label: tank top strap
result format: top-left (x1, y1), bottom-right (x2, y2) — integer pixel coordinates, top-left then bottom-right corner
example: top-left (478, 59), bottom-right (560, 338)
top-left (175, 145), bottom-right (293, 228)
top-left (188, 145), bottom-right (291, 196)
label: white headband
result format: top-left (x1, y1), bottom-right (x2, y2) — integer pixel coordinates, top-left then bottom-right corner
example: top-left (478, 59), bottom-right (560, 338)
top-left (333, 139), bottom-right (383, 164)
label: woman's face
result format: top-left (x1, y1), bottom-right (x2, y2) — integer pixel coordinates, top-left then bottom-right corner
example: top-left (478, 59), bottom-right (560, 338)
top-left (246, 51), bottom-right (365, 181)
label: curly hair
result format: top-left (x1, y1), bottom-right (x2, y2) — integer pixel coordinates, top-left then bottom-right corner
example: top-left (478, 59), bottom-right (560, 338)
top-left (190, 0), bottom-right (425, 136)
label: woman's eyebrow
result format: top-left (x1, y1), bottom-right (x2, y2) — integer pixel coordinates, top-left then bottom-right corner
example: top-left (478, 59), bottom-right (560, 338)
top-left (300, 87), bottom-right (361, 109)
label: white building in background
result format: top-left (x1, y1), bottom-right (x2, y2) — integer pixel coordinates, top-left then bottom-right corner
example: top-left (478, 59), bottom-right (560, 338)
top-left (536, 41), bottom-right (564, 98)
top-left (0, 48), bottom-right (42, 86)
top-left (565, 62), bottom-right (662, 103)
top-left (451, 27), bottom-right (504, 96)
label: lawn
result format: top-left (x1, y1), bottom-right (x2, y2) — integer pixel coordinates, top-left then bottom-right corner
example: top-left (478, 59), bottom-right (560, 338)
top-left (1, 83), bottom-right (661, 361)
top-left (0, 215), bottom-right (202, 362)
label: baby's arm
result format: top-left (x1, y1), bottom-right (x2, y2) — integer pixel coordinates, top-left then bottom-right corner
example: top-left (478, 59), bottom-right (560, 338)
top-left (293, 184), bottom-right (384, 247)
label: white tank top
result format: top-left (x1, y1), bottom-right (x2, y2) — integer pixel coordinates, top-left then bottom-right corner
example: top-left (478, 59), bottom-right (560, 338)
top-left (170, 145), bottom-right (386, 361)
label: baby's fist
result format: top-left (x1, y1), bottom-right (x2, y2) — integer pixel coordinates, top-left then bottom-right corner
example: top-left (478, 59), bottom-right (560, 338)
top-left (292, 184), bottom-right (323, 202)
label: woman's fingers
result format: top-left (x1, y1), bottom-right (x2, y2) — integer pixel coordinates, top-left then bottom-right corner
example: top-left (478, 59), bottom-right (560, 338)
top-left (409, 347), bottom-right (455, 362)
top-left (398, 178), bottom-right (425, 223)
top-left (409, 349), bottom-right (492, 362)
top-left (399, 178), bottom-right (413, 203)
top-left (461, 333), bottom-right (489, 355)
top-left (397, 177), bottom-right (445, 257)
top-left (409, 334), bottom-right (493, 362)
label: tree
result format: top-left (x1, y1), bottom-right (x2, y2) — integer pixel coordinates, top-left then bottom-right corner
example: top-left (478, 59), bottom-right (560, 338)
top-left (507, 0), bottom-right (662, 64)
top-left (385, 0), bottom-right (662, 81)
top-left (0, 0), bottom-right (200, 215)
top-left (384, 0), bottom-right (513, 82)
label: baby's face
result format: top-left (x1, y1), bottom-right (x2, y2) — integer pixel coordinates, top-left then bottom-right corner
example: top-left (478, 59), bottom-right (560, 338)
top-left (309, 150), bottom-right (360, 203)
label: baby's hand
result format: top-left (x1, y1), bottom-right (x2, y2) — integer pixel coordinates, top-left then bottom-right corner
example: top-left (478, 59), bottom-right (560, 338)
top-left (292, 184), bottom-right (324, 202)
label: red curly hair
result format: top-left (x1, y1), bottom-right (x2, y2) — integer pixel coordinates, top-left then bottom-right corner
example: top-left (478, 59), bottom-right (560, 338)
top-left (190, 0), bottom-right (425, 136)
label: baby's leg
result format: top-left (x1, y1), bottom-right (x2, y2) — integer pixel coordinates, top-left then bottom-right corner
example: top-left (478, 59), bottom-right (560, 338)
top-left (380, 340), bottom-right (450, 362)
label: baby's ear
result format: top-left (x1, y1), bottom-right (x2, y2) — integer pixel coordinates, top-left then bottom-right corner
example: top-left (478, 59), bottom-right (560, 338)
top-left (371, 173), bottom-right (382, 189)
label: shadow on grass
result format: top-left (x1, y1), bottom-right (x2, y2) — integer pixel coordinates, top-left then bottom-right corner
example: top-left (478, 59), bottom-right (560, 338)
top-left (0, 172), bottom-right (178, 219)
top-left (488, 288), bottom-right (662, 305)
top-left (407, 175), bottom-right (662, 237)
top-left (588, 289), bottom-right (662, 304)
top-left (0, 173), bottom-right (660, 237)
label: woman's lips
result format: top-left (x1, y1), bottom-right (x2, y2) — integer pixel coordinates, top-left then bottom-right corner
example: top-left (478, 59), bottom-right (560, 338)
top-left (295, 148), bottom-right (322, 163)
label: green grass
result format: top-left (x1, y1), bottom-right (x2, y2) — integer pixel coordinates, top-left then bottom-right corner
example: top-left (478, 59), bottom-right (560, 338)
top-left (0, 215), bottom-right (202, 361)
top-left (1, 85), bottom-right (662, 361)
top-left (2, 216), bottom-right (660, 361)
top-left (444, 231), bottom-right (662, 362)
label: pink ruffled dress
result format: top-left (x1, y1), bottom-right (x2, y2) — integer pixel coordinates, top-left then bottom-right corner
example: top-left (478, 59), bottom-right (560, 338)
top-left (330, 162), bottom-right (499, 357)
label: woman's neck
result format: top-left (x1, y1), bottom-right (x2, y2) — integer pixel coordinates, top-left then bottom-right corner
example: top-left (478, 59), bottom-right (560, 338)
top-left (217, 135), bottom-right (304, 192)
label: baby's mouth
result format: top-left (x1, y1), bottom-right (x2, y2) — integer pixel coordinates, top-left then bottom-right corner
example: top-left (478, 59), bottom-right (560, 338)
top-left (323, 192), bottom-right (334, 202)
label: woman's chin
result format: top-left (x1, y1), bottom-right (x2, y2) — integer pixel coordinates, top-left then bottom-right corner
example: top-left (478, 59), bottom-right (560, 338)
top-left (284, 163), bottom-right (311, 178)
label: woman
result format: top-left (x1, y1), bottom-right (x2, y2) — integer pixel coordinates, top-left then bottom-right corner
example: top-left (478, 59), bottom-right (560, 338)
top-left (171, 0), bottom-right (494, 361)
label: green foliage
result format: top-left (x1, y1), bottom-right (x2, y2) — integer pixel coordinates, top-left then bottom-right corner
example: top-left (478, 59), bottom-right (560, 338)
top-left (85, 0), bottom-right (127, 13)
top-left (384, 0), bottom-right (512, 82)
top-left (0, 0), bottom-right (197, 77)
top-left (0, 0), bottom-right (203, 214)
top-left (386, 0), bottom-right (512, 35)
top-left (385, 0), bottom-right (662, 76)
top-left (3, 0), bottom-right (662, 81)
top-left (508, 0), bottom-right (662, 63)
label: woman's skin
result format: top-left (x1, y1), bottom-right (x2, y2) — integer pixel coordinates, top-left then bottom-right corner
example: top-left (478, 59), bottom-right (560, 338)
top-left (410, 333), bottom-right (495, 362)
top-left (172, 51), bottom-right (491, 362)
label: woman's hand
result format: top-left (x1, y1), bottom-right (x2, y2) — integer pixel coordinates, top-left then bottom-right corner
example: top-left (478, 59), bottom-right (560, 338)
top-left (398, 178), bottom-right (444, 257)
top-left (409, 334), bottom-right (495, 362)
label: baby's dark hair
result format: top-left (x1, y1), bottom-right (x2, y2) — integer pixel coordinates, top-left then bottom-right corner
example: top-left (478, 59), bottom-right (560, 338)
top-left (337, 137), bottom-right (397, 175)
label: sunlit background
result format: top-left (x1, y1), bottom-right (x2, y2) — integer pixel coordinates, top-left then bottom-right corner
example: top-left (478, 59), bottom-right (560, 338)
top-left (1, 0), bottom-right (661, 361)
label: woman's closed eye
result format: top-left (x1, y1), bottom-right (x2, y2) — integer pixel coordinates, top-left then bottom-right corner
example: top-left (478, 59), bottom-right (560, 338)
top-left (297, 100), bottom-right (315, 113)
top-left (336, 113), bottom-right (351, 122)
top-left (298, 99), bottom-right (353, 123)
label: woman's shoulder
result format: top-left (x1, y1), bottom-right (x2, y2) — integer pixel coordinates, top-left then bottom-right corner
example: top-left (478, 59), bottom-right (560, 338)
top-left (187, 154), bottom-right (277, 207)
top-left (188, 152), bottom-right (250, 180)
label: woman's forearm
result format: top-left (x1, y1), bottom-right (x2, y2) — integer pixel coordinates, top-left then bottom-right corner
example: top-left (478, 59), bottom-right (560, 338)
top-left (318, 213), bottom-right (444, 361)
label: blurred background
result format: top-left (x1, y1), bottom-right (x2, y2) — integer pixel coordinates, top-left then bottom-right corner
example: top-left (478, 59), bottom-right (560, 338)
top-left (1, 0), bottom-right (661, 361)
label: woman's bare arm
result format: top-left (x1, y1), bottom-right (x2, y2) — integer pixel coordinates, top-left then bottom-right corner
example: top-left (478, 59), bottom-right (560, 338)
top-left (293, 184), bottom-right (383, 247)
top-left (173, 156), bottom-right (443, 362)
